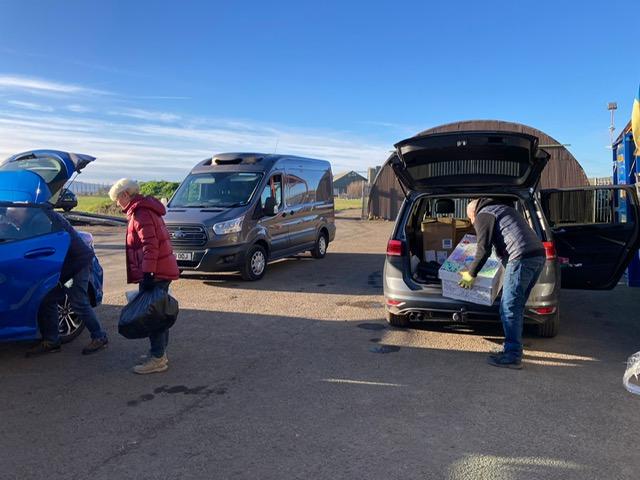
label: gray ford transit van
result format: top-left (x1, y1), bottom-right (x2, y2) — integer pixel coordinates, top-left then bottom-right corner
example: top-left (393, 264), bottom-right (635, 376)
top-left (165, 153), bottom-right (336, 280)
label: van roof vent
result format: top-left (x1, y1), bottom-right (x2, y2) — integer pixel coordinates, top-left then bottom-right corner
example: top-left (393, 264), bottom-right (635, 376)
top-left (212, 153), bottom-right (264, 165)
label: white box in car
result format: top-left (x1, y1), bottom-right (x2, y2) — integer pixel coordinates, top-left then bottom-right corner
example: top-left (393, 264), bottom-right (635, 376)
top-left (438, 234), bottom-right (505, 306)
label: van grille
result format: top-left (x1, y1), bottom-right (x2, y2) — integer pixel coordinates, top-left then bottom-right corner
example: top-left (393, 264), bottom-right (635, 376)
top-left (167, 225), bottom-right (208, 247)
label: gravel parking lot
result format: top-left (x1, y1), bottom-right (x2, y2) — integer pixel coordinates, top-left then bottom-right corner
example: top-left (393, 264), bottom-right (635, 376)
top-left (1, 210), bottom-right (640, 480)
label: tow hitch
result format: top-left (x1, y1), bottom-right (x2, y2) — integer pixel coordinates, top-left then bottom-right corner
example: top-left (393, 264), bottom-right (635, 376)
top-left (452, 309), bottom-right (468, 323)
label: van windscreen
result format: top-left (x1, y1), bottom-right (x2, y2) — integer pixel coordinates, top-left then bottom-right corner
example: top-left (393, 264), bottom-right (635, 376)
top-left (169, 172), bottom-right (263, 208)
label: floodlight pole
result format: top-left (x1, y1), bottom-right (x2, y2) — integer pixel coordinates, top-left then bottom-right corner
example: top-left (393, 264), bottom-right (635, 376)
top-left (608, 102), bottom-right (618, 149)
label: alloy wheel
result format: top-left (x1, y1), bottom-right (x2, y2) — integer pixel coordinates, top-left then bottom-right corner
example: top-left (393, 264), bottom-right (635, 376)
top-left (251, 251), bottom-right (266, 275)
top-left (318, 236), bottom-right (327, 256)
top-left (58, 294), bottom-right (81, 337)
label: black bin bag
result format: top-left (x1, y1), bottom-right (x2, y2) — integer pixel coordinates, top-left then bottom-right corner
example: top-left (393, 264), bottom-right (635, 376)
top-left (118, 286), bottom-right (179, 339)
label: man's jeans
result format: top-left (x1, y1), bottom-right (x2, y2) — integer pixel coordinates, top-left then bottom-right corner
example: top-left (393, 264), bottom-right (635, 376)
top-left (500, 256), bottom-right (546, 360)
top-left (140, 280), bottom-right (171, 359)
top-left (40, 264), bottom-right (107, 344)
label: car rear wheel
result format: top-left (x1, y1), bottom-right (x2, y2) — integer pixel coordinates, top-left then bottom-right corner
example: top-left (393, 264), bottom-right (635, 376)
top-left (241, 244), bottom-right (268, 281)
top-left (385, 310), bottom-right (410, 328)
top-left (311, 231), bottom-right (328, 259)
top-left (537, 310), bottom-right (559, 338)
top-left (58, 294), bottom-right (85, 343)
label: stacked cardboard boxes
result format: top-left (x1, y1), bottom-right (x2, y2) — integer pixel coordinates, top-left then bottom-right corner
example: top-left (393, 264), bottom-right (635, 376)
top-left (421, 217), bottom-right (455, 264)
top-left (453, 219), bottom-right (476, 244)
top-left (421, 217), bottom-right (477, 265)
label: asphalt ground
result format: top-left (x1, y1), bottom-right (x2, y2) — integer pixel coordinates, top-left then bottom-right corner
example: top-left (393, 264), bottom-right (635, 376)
top-left (1, 210), bottom-right (640, 479)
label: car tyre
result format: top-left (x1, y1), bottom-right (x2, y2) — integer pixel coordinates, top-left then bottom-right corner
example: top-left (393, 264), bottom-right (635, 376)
top-left (57, 294), bottom-right (86, 344)
top-left (385, 310), bottom-right (410, 328)
top-left (537, 310), bottom-right (559, 338)
top-left (311, 231), bottom-right (328, 259)
top-left (241, 244), bottom-right (268, 281)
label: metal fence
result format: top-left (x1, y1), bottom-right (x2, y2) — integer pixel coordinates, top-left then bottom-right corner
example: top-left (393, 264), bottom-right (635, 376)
top-left (66, 182), bottom-right (110, 196)
top-left (542, 188), bottom-right (618, 226)
top-left (589, 177), bottom-right (612, 186)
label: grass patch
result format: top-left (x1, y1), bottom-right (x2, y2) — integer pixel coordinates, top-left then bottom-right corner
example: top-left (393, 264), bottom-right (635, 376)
top-left (76, 196), bottom-right (123, 216)
top-left (334, 198), bottom-right (362, 211)
top-left (77, 195), bottom-right (363, 215)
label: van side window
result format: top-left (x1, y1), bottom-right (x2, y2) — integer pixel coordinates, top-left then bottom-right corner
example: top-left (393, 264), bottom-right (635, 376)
top-left (286, 174), bottom-right (308, 206)
top-left (260, 175), bottom-right (283, 211)
top-left (316, 171), bottom-right (332, 202)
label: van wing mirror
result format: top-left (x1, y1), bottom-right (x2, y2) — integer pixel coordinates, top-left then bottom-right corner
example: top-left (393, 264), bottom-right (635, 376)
top-left (263, 196), bottom-right (277, 216)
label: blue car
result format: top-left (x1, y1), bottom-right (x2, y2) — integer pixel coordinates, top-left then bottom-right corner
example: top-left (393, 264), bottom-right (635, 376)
top-left (0, 150), bottom-right (104, 343)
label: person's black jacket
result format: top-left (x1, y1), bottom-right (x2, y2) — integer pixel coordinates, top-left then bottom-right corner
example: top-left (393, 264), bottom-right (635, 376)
top-left (468, 198), bottom-right (544, 277)
top-left (51, 210), bottom-right (95, 284)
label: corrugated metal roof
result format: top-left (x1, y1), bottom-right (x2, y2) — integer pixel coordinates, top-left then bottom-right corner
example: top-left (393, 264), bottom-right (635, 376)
top-left (368, 120), bottom-right (591, 220)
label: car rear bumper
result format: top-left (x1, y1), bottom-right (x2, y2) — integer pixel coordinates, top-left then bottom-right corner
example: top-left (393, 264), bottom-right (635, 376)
top-left (384, 258), bottom-right (558, 325)
top-left (384, 299), bottom-right (556, 325)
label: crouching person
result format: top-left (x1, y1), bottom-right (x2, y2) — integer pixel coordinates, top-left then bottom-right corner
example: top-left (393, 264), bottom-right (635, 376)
top-left (109, 179), bottom-right (179, 374)
top-left (26, 212), bottom-right (108, 357)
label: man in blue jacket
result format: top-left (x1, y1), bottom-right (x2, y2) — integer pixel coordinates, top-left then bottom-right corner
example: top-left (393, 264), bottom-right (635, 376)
top-left (459, 198), bottom-right (545, 369)
top-left (24, 210), bottom-right (108, 357)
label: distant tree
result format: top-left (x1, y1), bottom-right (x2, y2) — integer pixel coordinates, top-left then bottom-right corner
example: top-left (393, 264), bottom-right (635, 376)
top-left (139, 181), bottom-right (180, 200)
top-left (346, 181), bottom-right (365, 199)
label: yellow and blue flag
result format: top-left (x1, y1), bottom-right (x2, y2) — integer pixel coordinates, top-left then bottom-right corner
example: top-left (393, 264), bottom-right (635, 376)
top-left (633, 83), bottom-right (640, 155)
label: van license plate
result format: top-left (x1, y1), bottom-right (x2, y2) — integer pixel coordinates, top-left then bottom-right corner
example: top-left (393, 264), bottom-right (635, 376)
top-left (176, 252), bottom-right (193, 261)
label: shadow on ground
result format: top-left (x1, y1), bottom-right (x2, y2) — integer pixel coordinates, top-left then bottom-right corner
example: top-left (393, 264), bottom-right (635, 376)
top-left (179, 252), bottom-right (386, 295)
top-left (1, 299), bottom-right (635, 479)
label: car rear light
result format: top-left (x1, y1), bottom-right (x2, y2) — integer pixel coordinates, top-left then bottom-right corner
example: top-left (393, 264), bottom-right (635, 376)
top-left (542, 241), bottom-right (556, 260)
top-left (532, 306), bottom-right (556, 315)
top-left (386, 239), bottom-right (404, 257)
top-left (386, 299), bottom-right (405, 307)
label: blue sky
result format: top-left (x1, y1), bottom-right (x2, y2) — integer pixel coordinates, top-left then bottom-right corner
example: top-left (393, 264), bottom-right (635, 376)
top-left (0, 0), bottom-right (638, 182)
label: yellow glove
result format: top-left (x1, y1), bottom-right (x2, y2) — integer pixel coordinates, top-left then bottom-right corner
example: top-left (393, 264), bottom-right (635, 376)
top-left (458, 271), bottom-right (475, 289)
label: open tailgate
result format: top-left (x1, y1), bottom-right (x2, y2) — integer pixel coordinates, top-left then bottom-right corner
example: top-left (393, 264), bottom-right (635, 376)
top-left (392, 131), bottom-right (549, 192)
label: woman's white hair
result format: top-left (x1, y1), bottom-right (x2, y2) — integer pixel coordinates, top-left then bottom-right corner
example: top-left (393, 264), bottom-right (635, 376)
top-left (108, 178), bottom-right (139, 201)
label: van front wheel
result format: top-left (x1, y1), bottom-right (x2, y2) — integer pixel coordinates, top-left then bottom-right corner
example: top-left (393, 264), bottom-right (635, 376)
top-left (311, 232), bottom-right (328, 259)
top-left (241, 244), bottom-right (267, 281)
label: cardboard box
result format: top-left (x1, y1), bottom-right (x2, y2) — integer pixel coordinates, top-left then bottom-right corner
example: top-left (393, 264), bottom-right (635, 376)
top-left (438, 234), bottom-right (504, 306)
top-left (421, 217), bottom-right (455, 263)
top-left (454, 218), bottom-right (476, 244)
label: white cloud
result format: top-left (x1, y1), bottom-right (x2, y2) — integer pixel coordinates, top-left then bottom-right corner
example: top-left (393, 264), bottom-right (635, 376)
top-left (0, 73), bottom-right (392, 181)
top-left (130, 95), bottom-right (191, 100)
top-left (66, 104), bottom-right (92, 113)
top-left (107, 108), bottom-right (180, 123)
top-left (0, 110), bottom-right (390, 182)
top-left (0, 74), bottom-right (109, 96)
top-left (7, 100), bottom-right (54, 112)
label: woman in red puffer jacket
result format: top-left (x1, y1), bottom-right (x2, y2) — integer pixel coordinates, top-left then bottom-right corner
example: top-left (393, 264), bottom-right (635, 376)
top-left (109, 178), bottom-right (179, 375)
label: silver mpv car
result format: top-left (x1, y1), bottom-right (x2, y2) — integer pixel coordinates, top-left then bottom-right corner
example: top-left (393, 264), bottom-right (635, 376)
top-left (383, 130), bottom-right (640, 337)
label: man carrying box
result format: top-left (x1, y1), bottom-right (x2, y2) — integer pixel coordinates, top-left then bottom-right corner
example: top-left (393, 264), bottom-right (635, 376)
top-left (459, 199), bottom-right (545, 369)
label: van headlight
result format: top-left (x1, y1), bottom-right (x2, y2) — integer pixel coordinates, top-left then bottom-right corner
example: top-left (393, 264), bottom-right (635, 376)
top-left (212, 216), bottom-right (244, 235)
